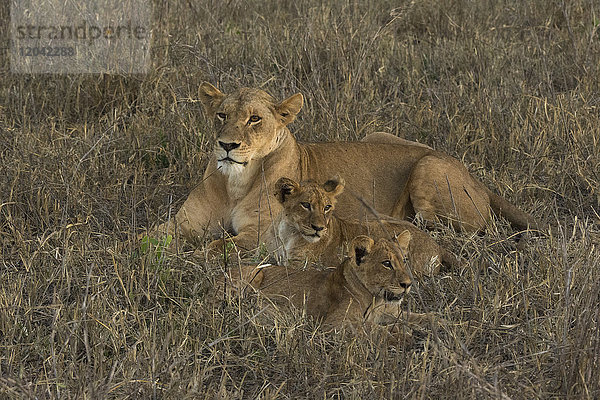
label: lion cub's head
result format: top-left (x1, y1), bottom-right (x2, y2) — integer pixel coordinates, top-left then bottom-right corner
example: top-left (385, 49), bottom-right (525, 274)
top-left (348, 234), bottom-right (413, 302)
top-left (275, 176), bottom-right (345, 243)
top-left (198, 82), bottom-right (304, 176)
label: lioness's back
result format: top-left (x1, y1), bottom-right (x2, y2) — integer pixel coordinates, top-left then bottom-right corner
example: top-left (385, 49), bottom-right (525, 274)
top-left (299, 142), bottom-right (433, 216)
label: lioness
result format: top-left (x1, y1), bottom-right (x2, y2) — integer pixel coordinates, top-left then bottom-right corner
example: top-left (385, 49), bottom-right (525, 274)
top-left (220, 234), bottom-right (426, 328)
top-left (269, 176), bottom-right (457, 275)
top-left (167, 83), bottom-right (538, 251)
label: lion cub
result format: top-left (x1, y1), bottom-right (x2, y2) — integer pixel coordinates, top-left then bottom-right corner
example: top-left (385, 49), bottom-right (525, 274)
top-left (271, 176), bottom-right (458, 275)
top-left (221, 235), bottom-right (427, 327)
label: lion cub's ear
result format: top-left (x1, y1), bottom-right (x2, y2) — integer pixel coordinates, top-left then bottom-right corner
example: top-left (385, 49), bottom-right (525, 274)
top-left (322, 175), bottom-right (345, 198)
top-left (275, 177), bottom-right (300, 204)
top-left (275, 93), bottom-right (304, 125)
top-left (350, 235), bottom-right (375, 266)
top-left (198, 82), bottom-right (226, 116)
top-left (394, 230), bottom-right (412, 257)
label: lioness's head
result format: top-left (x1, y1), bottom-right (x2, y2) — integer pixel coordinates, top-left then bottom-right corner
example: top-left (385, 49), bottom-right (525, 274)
top-left (198, 82), bottom-right (303, 175)
top-left (275, 176), bottom-right (345, 243)
top-left (349, 234), bottom-right (413, 302)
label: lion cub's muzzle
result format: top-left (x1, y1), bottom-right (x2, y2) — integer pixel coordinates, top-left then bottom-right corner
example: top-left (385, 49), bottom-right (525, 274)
top-left (382, 281), bottom-right (412, 302)
top-left (301, 223), bottom-right (327, 242)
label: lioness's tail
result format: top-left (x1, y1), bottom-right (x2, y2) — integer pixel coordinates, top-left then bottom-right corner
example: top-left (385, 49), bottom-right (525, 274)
top-left (486, 188), bottom-right (539, 231)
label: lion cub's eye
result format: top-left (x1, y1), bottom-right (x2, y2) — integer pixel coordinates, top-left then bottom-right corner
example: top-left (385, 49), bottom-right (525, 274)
top-left (300, 202), bottom-right (311, 210)
top-left (382, 260), bottom-right (393, 270)
top-left (324, 205), bottom-right (332, 212)
top-left (216, 112), bottom-right (227, 121)
top-left (248, 115), bottom-right (261, 125)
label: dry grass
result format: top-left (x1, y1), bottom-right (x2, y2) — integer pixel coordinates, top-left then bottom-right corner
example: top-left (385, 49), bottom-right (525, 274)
top-left (1, 0), bottom-right (600, 398)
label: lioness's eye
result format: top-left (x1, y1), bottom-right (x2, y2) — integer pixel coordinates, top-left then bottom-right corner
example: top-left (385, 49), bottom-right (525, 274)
top-left (216, 112), bottom-right (227, 121)
top-left (324, 205), bottom-right (332, 212)
top-left (382, 260), bottom-right (393, 270)
top-left (301, 202), bottom-right (311, 210)
top-left (248, 115), bottom-right (261, 124)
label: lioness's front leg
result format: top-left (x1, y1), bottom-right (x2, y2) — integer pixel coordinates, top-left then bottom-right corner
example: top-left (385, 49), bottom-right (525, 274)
top-left (175, 160), bottom-right (232, 244)
top-left (208, 185), bottom-right (284, 254)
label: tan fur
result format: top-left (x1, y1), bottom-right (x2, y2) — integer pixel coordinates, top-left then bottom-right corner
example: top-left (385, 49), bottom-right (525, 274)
top-left (163, 83), bottom-right (538, 252)
top-left (219, 235), bottom-right (427, 328)
top-left (269, 176), bottom-right (458, 275)
top-left (362, 131), bottom-right (432, 149)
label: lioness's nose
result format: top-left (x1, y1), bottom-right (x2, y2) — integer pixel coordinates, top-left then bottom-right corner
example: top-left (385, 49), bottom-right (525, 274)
top-left (219, 141), bottom-right (241, 152)
top-left (399, 280), bottom-right (412, 291)
top-left (311, 224), bottom-right (325, 232)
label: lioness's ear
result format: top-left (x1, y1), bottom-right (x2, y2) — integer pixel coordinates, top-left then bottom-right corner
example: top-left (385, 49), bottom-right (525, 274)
top-left (395, 230), bottom-right (412, 256)
top-left (198, 82), bottom-right (225, 116)
top-left (350, 235), bottom-right (374, 266)
top-left (275, 93), bottom-right (303, 125)
top-left (274, 177), bottom-right (300, 204)
top-left (322, 175), bottom-right (345, 198)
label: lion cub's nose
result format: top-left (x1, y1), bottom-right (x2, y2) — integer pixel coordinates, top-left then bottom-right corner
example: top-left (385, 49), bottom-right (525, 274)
top-left (311, 224), bottom-right (325, 232)
top-left (219, 141), bottom-right (241, 152)
top-left (399, 281), bottom-right (412, 291)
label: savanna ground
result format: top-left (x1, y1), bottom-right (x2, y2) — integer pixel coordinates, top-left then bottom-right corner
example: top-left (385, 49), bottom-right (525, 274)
top-left (1, 0), bottom-right (600, 398)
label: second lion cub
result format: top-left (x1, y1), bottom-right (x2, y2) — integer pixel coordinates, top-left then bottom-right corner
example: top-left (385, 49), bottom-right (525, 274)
top-left (219, 235), bottom-right (426, 329)
top-left (270, 176), bottom-right (458, 275)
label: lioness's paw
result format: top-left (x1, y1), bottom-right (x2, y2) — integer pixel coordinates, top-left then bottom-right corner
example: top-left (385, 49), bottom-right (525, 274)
top-left (206, 237), bottom-right (239, 262)
top-left (381, 324), bottom-right (415, 348)
top-left (139, 221), bottom-right (175, 242)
